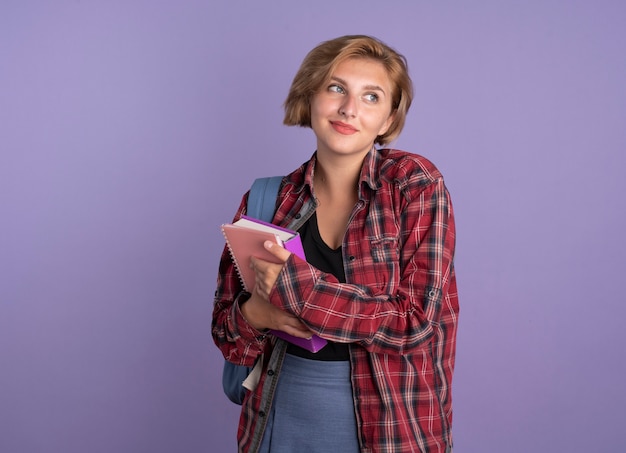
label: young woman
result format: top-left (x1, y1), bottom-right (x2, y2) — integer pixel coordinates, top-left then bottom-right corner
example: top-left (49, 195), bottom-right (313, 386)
top-left (213, 35), bottom-right (459, 453)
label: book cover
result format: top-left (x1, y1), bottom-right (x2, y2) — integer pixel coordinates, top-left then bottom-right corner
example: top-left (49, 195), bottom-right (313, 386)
top-left (221, 215), bottom-right (327, 353)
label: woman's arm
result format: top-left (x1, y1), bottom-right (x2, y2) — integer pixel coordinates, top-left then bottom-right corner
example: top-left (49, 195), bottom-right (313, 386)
top-left (267, 177), bottom-right (457, 355)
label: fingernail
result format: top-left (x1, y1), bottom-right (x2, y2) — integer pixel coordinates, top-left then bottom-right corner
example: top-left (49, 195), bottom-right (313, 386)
top-left (264, 241), bottom-right (273, 249)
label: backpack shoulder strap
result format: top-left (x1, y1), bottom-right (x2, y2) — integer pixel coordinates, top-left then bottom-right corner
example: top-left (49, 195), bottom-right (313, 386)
top-left (247, 176), bottom-right (283, 222)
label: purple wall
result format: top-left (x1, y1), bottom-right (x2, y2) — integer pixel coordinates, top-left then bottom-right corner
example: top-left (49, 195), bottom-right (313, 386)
top-left (1, 1), bottom-right (624, 452)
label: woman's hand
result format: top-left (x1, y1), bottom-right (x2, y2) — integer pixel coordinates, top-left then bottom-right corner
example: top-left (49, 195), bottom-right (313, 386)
top-left (241, 241), bottom-right (314, 339)
top-left (250, 241), bottom-right (289, 300)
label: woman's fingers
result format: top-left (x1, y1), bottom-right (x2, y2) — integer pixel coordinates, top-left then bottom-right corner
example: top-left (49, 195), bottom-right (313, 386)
top-left (250, 255), bottom-right (285, 299)
top-left (273, 310), bottom-right (314, 339)
top-left (280, 320), bottom-right (314, 339)
top-left (242, 293), bottom-right (314, 338)
top-left (262, 240), bottom-right (291, 262)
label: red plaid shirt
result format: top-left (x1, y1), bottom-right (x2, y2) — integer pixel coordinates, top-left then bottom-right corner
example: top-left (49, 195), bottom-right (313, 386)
top-left (213, 148), bottom-right (459, 452)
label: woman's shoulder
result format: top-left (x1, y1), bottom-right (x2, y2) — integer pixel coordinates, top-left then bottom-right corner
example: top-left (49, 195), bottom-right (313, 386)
top-left (283, 161), bottom-right (307, 184)
top-left (377, 148), bottom-right (444, 187)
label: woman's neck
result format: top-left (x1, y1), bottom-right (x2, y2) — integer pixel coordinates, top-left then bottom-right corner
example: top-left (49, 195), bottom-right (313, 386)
top-left (312, 154), bottom-right (364, 249)
top-left (313, 152), bottom-right (365, 195)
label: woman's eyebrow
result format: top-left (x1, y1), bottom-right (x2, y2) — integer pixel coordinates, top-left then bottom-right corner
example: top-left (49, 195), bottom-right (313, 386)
top-left (330, 76), bottom-right (386, 95)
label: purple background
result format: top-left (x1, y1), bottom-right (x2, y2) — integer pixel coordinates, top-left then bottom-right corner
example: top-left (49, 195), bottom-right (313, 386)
top-left (1, 1), bottom-right (624, 452)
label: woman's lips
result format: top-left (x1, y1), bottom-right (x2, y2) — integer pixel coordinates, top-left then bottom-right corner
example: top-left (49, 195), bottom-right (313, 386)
top-left (330, 121), bottom-right (358, 135)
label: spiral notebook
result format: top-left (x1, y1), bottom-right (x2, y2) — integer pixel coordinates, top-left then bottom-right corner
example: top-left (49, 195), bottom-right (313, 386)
top-left (221, 215), bottom-right (327, 353)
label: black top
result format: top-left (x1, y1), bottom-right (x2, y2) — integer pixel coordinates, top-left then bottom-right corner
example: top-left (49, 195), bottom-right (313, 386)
top-left (286, 213), bottom-right (350, 361)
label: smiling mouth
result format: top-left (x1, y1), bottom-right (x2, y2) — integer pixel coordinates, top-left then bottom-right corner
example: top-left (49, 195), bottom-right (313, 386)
top-left (330, 121), bottom-right (358, 135)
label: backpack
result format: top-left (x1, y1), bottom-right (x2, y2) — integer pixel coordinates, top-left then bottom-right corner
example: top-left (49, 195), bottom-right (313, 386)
top-left (221, 176), bottom-right (283, 404)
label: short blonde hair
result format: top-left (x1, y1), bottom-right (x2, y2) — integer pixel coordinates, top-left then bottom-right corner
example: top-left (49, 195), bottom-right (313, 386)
top-left (284, 35), bottom-right (413, 146)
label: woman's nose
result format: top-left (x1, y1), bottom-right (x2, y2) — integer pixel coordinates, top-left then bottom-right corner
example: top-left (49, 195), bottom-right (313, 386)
top-left (339, 95), bottom-right (357, 117)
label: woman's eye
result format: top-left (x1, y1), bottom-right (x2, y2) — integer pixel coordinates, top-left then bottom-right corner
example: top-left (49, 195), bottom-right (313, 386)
top-left (364, 93), bottom-right (379, 103)
top-left (329, 84), bottom-right (345, 94)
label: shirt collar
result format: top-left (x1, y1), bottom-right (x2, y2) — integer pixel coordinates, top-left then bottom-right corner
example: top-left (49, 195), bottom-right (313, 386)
top-left (359, 147), bottom-right (382, 192)
top-left (299, 147), bottom-right (383, 196)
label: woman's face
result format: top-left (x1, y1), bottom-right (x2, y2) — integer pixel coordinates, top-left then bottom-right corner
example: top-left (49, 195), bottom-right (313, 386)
top-left (310, 57), bottom-right (395, 160)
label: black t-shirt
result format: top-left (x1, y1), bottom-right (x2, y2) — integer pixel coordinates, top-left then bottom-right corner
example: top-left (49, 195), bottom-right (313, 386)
top-left (286, 213), bottom-right (350, 361)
